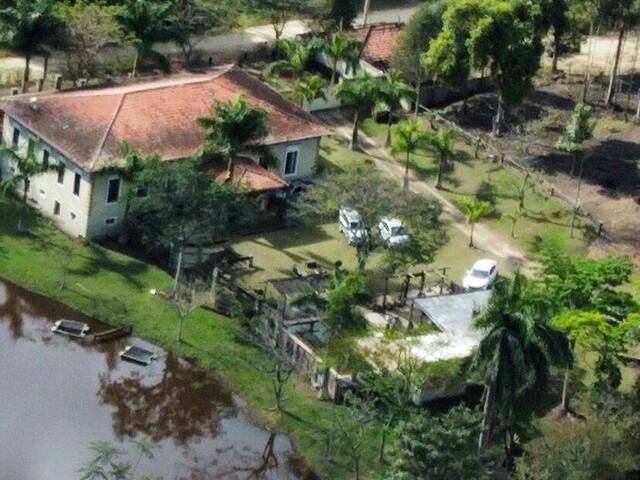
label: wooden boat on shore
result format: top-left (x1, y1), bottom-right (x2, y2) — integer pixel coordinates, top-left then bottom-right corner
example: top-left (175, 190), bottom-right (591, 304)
top-left (93, 324), bottom-right (133, 344)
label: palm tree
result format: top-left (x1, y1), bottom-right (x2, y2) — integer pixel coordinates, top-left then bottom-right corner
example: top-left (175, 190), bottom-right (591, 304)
top-left (335, 72), bottom-right (380, 150)
top-left (460, 197), bottom-right (490, 248)
top-left (293, 74), bottom-right (328, 109)
top-left (423, 128), bottom-right (457, 189)
top-left (391, 119), bottom-right (426, 191)
top-left (323, 25), bottom-right (363, 85)
top-left (0, 0), bottom-right (63, 93)
top-left (196, 95), bottom-right (271, 174)
top-left (473, 275), bottom-right (572, 467)
top-left (267, 37), bottom-right (323, 78)
top-left (116, 0), bottom-right (175, 78)
top-left (376, 71), bottom-right (415, 147)
top-left (0, 140), bottom-right (54, 232)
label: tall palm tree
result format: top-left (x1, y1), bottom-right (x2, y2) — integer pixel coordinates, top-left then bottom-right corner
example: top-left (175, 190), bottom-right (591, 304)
top-left (376, 71), bottom-right (415, 147)
top-left (267, 37), bottom-right (323, 78)
top-left (335, 72), bottom-right (380, 150)
top-left (473, 274), bottom-right (572, 467)
top-left (293, 74), bottom-right (328, 109)
top-left (0, 140), bottom-right (54, 232)
top-left (196, 95), bottom-right (272, 174)
top-left (460, 197), bottom-right (490, 248)
top-left (423, 127), bottom-right (457, 189)
top-left (116, 0), bottom-right (174, 78)
top-left (0, 0), bottom-right (63, 93)
top-left (323, 25), bottom-right (363, 85)
top-left (391, 119), bottom-right (426, 191)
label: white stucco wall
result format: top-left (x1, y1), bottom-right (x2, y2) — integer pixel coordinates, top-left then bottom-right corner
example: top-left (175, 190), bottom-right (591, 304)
top-left (0, 116), bottom-right (92, 238)
top-left (86, 172), bottom-right (128, 239)
top-left (267, 137), bottom-right (320, 180)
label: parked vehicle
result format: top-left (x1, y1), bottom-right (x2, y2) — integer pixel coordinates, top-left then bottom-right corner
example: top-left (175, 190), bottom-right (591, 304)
top-left (378, 217), bottom-right (410, 247)
top-left (339, 204), bottom-right (367, 245)
top-left (462, 259), bottom-right (498, 290)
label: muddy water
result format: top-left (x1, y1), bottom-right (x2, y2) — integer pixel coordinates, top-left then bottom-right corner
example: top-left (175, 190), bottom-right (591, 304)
top-left (0, 280), bottom-right (310, 480)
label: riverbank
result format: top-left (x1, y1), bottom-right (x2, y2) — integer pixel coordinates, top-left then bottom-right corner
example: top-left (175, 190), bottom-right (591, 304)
top-left (0, 196), bottom-right (384, 479)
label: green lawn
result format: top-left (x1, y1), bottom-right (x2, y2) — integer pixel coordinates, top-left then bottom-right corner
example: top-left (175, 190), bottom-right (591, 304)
top-left (0, 196), bottom-right (385, 480)
top-left (361, 116), bottom-right (592, 257)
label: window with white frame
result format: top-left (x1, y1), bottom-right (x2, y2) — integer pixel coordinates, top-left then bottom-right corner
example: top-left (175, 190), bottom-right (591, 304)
top-left (284, 148), bottom-right (299, 176)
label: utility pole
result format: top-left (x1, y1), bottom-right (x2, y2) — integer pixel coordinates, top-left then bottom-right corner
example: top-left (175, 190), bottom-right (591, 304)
top-left (362, 0), bottom-right (371, 26)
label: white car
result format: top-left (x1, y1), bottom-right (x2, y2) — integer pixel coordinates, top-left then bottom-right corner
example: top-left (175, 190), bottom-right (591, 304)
top-left (462, 259), bottom-right (498, 290)
top-left (339, 205), bottom-right (367, 245)
top-left (378, 217), bottom-right (409, 247)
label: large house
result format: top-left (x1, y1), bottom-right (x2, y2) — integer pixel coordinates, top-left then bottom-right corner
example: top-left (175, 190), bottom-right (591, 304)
top-left (0, 65), bottom-right (328, 239)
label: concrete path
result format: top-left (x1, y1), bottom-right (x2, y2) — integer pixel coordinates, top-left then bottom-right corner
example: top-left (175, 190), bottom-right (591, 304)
top-left (318, 110), bottom-right (532, 273)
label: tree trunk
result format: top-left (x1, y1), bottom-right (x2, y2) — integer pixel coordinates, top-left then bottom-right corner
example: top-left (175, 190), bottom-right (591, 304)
top-left (378, 420), bottom-right (392, 463)
top-left (131, 49), bottom-right (139, 79)
top-left (385, 114), bottom-right (393, 148)
top-left (21, 52), bottom-right (31, 93)
top-left (177, 315), bottom-right (185, 343)
top-left (492, 96), bottom-right (505, 136)
top-left (569, 154), bottom-right (585, 238)
top-left (504, 428), bottom-right (515, 470)
top-left (330, 61), bottom-right (337, 86)
top-left (403, 151), bottom-right (410, 191)
top-left (18, 181), bottom-right (29, 232)
top-left (42, 55), bottom-right (49, 83)
top-left (478, 384), bottom-right (492, 452)
top-left (172, 247), bottom-right (184, 296)
top-left (354, 456), bottom-right (361, 480)
top-left (606, 26), bottom-right (625, 107)
top-left (414, 80), bottom-right (422, 116)
top-left (469, 223), bottom-right (475, 248)
top-left (350, 109), bottom-right (359, 150)
top-left (561, 367), bottom-right (570, 412)
top-left (435, 155), bottom-right (444, 189)
top-left (552, 31), bottom-right (561, 74)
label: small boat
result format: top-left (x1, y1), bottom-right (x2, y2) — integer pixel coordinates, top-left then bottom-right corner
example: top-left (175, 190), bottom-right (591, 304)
top-left (93, 324), bottom-right (133, 344)
top-left (119, 345), bottom-right (157, 366)
top-left (51, 320), bottom-right (90, 338)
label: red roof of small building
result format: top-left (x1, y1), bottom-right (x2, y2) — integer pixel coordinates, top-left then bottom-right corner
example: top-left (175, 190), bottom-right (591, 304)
top-left (348, 23), bottom-right (404, 68)
top-left (0, 65), bottom-right (329, 173)
top-left (201, 157), bottom-right (288, 192)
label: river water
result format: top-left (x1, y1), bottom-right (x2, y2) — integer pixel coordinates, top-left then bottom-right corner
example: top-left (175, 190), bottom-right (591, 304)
top-left (0, 280), bottom-right (311, 480)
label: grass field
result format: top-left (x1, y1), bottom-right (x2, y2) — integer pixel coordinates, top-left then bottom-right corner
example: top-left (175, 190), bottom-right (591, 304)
top-left (0, 195), bottom-right (386, 480)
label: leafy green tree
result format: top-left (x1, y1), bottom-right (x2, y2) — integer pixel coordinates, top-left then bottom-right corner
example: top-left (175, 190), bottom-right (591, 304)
top-left (539, 0), bottom-right (570, 73)
top-left (325, 271), bottom-right (370, 330)
top-left (267, 37), bottom-right (323, 77)
top-left (0, 0), bottom-right (64, 92)
top-left (390, 0), bottom-right (445, 114)
top-left (57, 1), bottom-right (127, 81)
top-left (599, 0), bottom-right (640, 106)
top-left (474, 274), bottom-right (573, 465)
top-left (424, 0), bottom-right (546, 135)
top-left (322, 0), bottom-right (359, 29)
top-left (116, 0), bottom-right (175, 78)
top-left (196, 95), bottom-right (272, 174)
top-left (169, 0), bottom-right (233, 66)
top-left (391, 118), bottom-right (427, 191)
top-left (388, 406), bottom-right (486, 480)
top-left (323, 25), bottom-right (363, 86)
top-left (333, 392), bottom-right (375, 480)
top-left (555, 103), bottom-right (596, 236)
top-left (423, 128), bottom-right (458, 190)
top-left (460, 198), bottom-right (491, 247)
top-left (335, 72), bottom-right (381, 150)
top-left (244, 0), bottom-right (317, 41)
top-left (293, 74), bottom-right (328, 108)
top-left (0, 139), bottom-right (54, 232)
top-left (377, 71), bottom-right (415, 147)
top-left (128, 156), bottom-right (244, 294)
top-left (294, 164), bottom-right (447, 270)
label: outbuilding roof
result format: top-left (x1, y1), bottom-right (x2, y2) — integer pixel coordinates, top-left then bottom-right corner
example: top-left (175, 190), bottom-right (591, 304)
top-left (0, 64), bottom-right (329, 173)
top-left (348, 23), bottom-right (404, 69)
top-left (201, 157), bottom-right (288, 192)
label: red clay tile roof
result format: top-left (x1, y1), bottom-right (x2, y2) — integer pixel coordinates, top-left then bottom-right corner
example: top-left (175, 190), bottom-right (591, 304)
top-left (0, 65), bottom-right (329, 172)
top-left (201, 157), bottom-right (288, 192)
top-left (348, 23), bottom-right (404, 68)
